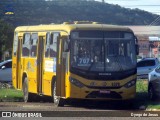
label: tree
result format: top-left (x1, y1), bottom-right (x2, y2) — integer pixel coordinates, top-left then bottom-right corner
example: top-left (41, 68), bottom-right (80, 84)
top-left (0, 19), bottom-right (14, 61)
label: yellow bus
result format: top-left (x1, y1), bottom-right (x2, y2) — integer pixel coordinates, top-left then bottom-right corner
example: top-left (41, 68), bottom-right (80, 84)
top-left (12, 22), bottom-right (138, 106)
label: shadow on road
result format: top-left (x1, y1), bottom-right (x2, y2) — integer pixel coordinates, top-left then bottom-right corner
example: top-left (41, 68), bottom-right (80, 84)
top-left (65, 99), bottom-right (141, 110)
top-left (64, 92), bottom-right (159, 110)
top-left (135, 92), bottom-right (160, 110)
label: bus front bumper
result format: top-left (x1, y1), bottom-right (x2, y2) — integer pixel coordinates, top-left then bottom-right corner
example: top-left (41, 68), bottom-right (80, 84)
top-left (68, 85), bottom-right (136, 100)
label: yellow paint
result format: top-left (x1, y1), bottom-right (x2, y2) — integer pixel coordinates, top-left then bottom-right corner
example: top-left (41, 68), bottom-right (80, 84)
top-left (66, 73), bottom-right (136, 100)
top-left (12, 22), bottom-right (136, 101)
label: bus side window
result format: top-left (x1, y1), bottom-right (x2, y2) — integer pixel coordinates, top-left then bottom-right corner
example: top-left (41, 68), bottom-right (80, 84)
top-left (13, 33), bottom-right (18, 56)
top-left (30, 33), bottom-right (38, 57)
top-left (45, 33), bottom-right (50, 58)
top-left (22, 33), bottom-right (31, 57)
top-left (50, 32), bottom-right (58, 58)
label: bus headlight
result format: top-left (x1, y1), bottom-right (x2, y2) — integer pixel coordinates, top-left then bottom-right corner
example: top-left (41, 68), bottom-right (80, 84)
top-left (124, 79), bottom-right (136, 88)
top-left (69, 77), bottom-right (85, 88)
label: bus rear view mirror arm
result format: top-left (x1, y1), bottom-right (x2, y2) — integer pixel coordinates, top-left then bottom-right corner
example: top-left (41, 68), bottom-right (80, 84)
top-left (136, 44), bottom-right (139, 55)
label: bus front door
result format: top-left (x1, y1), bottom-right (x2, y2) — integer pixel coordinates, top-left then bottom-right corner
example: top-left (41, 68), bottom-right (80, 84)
top-left (56, 36), bottom-right (67, 97)
top-left (37, 36), bottom-right (45, 94)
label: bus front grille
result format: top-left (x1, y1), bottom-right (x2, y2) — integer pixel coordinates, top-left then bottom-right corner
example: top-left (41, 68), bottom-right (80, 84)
top-left (86, 91), bottom-right (122, 99)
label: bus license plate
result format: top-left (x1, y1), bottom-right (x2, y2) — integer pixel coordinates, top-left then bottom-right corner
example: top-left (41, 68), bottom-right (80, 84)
top-left (99, 90), bottom-right (110, 94)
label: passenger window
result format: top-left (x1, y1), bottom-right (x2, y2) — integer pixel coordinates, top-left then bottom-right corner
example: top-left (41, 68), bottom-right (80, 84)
top-left (50, 32), bottom-right (59, 58)
top-left (22, 33), bottom-right (31, 57)
top-left (45, 33), bottom-right (50, 58)
top-left (30, 33), bottom-right (38, 57)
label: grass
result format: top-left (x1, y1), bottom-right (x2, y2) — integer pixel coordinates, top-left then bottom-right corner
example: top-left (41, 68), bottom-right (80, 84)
top-left (0, 88), bottom-right (23, 102)
top-left (133, 80), bottom-right (148, 109)
top-left (136, 79), bottom-right (148, 92)
top-left (147, 104), bottom-right (160, 109)
top-left (136, 80), bottom-right (148, 101)
top-left (136, 79), bottom-right (160, 110)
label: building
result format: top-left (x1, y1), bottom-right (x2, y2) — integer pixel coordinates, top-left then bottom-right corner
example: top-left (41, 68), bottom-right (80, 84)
top-left (127, 26), bottom-right (160, 58)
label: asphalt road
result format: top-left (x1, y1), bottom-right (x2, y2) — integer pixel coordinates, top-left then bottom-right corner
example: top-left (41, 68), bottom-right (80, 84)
top-left (0, 99), bottom-right (140, 111)
top-left (0, 101), bottom-right (160, 119)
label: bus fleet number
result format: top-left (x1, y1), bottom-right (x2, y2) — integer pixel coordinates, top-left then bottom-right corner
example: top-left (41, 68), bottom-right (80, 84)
top-left (78, 58), bottom-right (90, 66)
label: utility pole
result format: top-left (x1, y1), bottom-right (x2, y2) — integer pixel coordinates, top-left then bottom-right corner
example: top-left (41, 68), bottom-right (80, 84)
top-left (102, 0), bottom-right (105, 3)
top-left (149, 16), bottom-right (160, 26)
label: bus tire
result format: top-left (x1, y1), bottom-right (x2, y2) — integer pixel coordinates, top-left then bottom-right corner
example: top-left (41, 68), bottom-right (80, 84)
top-left (57, 98), bottom-right (65, 107)
top-left (52, 79), bottom-right (65, 107)
top-left (125, 99), bottom-right (135, 108)
top-left (22, 77), bottom-right (33, 102)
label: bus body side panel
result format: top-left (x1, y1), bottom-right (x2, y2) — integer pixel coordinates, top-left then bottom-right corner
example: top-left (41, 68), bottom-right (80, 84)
top-left (27, 57), bottom-right (37, 93)
top-left (43, 58), bottom-right (54, 96)
top-left (65, 53), bottom-right (71, 98)
top-left (12, 56), bottom-right (17, 89)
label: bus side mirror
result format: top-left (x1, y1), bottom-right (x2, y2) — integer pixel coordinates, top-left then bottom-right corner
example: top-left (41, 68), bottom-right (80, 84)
top-left (136, 44), bottom-right (139, 55)
top-left (135, 36), bottom-right (139, 55)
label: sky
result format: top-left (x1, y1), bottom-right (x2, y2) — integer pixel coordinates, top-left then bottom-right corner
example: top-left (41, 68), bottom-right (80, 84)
top-left (95, 0), bottom-right (160, 15)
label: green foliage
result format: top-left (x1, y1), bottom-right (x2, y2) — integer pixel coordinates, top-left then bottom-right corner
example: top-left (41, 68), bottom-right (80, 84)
top-left (0, 0), bottom-right (159, 26)
top-left (0, 88), bottom-right (23, 101)
top-left (136, 80), bottom-right (148, 92)
top-left (135, 80), bottom-right (160, 110)
top-left (0, 19), bottom-right (14, 61)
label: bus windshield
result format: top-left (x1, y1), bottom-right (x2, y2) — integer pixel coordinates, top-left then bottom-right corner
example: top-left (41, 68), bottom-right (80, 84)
top-left (70, 31), bottom-right (136, 73)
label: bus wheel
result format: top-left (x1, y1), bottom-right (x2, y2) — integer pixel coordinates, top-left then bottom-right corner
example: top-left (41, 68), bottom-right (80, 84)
top-left (52, 81), bottom-right (65, 107)
top-left (22, 77), bottom-right (33, 102)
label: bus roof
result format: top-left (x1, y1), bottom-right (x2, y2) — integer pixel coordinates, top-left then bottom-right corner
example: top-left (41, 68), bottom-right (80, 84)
top-left (15, 23), bottom-right (133, 33)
